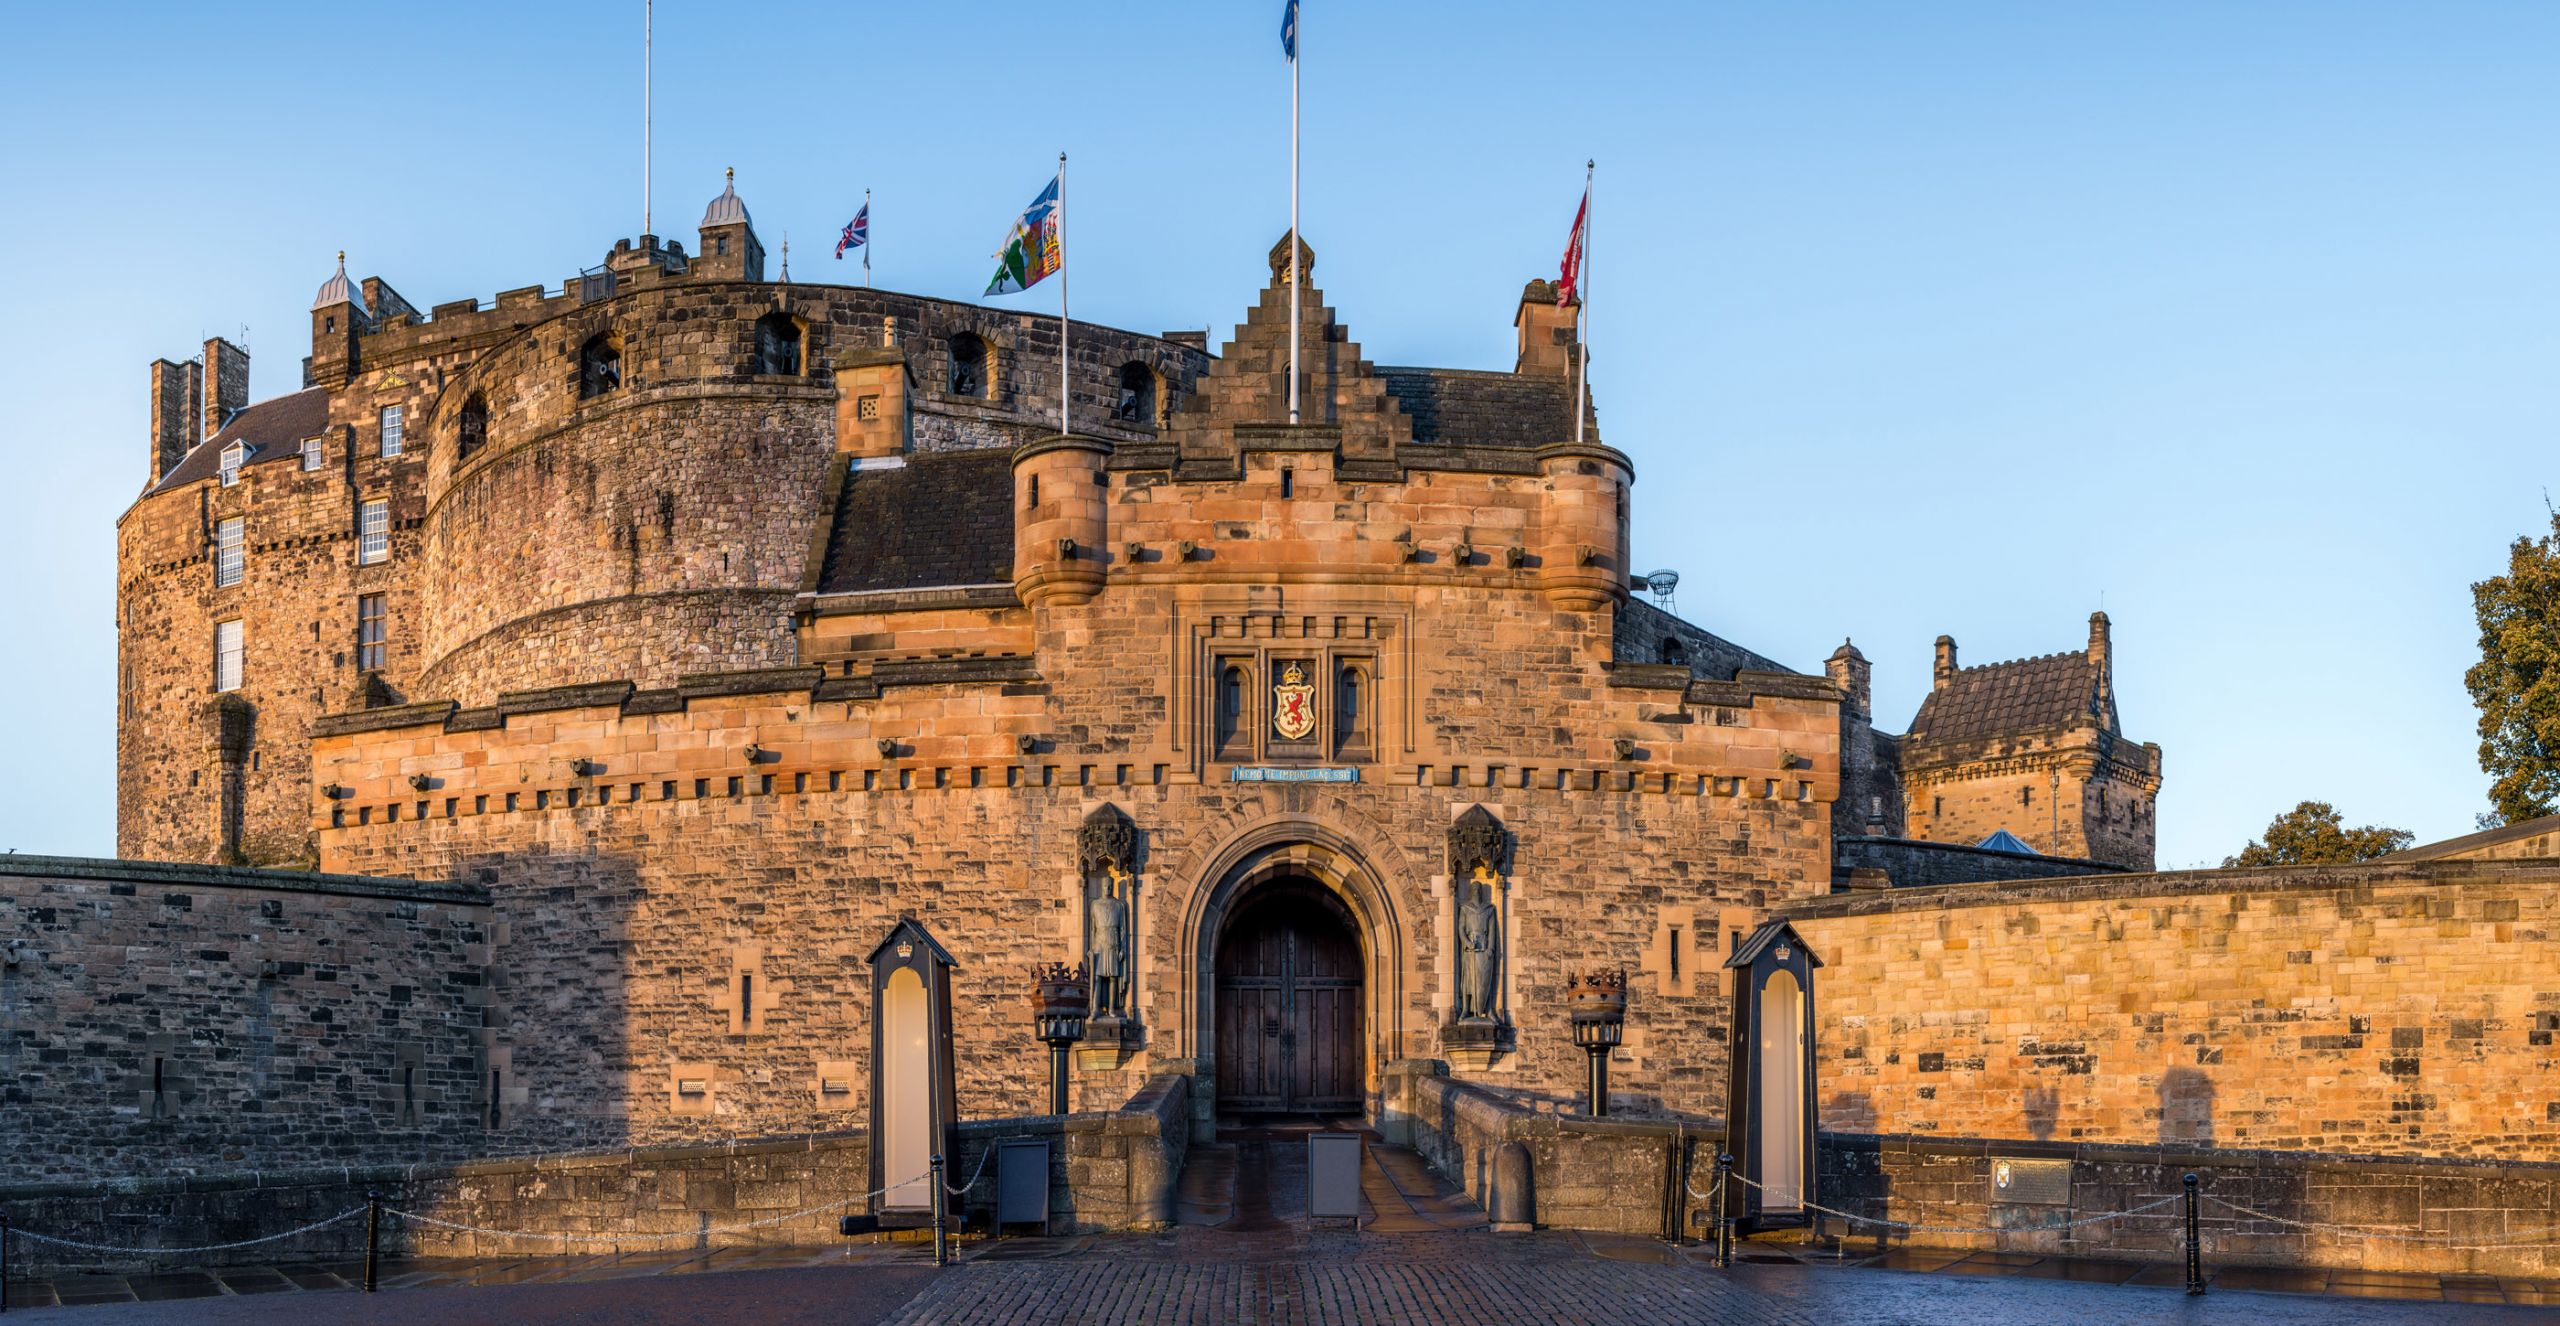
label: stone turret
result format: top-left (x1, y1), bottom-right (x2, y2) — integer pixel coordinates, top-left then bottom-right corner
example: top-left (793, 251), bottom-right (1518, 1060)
top-left (695, 168), bottom-right (766, 282)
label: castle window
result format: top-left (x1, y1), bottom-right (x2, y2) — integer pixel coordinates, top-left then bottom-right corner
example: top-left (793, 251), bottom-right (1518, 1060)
top-left (2021, 786), bottom-right (2034, 808)
top-left (218, 441), bottom-right (246, 486)
top-left (358, 498), bottom-right (390, 564)
top-left (1658, 636), bottom-right (1686, 667)
top-left (1027, 474), bottom-right (1040, 509)
top-left (456, 394), bottom-right (489, 459)
top-left (753, 313), bottom-right (804, 376)
top-left (1333, 661), bottom-right (1372, 758)
top-left (578, 332), bottom-right (623, 399)
top-left (213, 619), bottom-right (243, 692)
top-left (301, 435), bottom-right (324, 471)
top-left (1932, 796), bottom-right (1942, 818)
top-left (357, 594), bottom-right (387, 671)
top-left (1114, 362), bottom-right (1155, 425)
top-left (949, 332), bottom-right (987, 398)
top-left (380, 405), bottom-right (404, 457)
top-left (212, 517), bottom-right (244, 588)
top-left (1214, 662), bottom-right (1248, 759)
top-left (1280, 467), bottom-right (1294, 499)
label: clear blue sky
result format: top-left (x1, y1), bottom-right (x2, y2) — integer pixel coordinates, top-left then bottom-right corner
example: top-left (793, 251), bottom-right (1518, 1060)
top-left (0, 3), bottom-right (2552, 867)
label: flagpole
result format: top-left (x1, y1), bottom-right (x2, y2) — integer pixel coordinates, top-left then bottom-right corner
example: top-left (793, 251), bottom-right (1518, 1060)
top-left (642, 0), bottom-right (652, 237)
top-left (1576, 159), bottom-right (1591, 447)
top-left (1058, 152), bottom-right (1069, 437)
top-left (1288, 3), bottom-right (1302, 426)
top-left (863, 188), bottom-right (872, 287)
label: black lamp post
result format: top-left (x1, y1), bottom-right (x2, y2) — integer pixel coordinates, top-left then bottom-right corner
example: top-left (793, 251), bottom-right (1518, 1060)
top-left (1031, 962), bottom-right (1091, 1115)
top-left (1568, 969), bottom-right (1628, 1117)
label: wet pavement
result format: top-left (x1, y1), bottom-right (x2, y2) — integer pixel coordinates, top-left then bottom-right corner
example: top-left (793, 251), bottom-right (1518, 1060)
top-left (8, 1130), bottom-right (2557, 1321)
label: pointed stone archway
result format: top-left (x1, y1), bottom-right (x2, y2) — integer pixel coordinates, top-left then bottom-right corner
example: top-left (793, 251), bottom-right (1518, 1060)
top-left (1177, 822), bottom-right (1407, 1123)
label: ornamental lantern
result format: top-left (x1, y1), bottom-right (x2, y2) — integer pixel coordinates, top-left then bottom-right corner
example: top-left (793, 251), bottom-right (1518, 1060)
top-left (1566, 969), bottom-right (1628, 1116)
top-left (1031, 961), bottom-right (1091, 1115)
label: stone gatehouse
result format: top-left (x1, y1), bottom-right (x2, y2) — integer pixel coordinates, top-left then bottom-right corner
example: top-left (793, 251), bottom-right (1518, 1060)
top-left (98, 173), bottom-right (2161, 1160)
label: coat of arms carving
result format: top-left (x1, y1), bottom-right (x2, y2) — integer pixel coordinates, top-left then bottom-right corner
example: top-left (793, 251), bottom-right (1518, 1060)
top-left (1272, 663), bottom-right (1317, 741)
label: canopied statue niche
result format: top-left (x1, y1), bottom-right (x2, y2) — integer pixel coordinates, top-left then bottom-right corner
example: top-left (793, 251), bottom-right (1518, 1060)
top-left (1078, 804), bottom-right (1144, 1066)
top-left (1443, 806), bottom-right (1514, 1070)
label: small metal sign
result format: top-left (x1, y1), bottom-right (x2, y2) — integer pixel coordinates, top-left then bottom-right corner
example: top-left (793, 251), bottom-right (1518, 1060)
top-left (1229, 766), bottom-right (1360, 783)
top-left (1989, 1157), bottom-right (2072, 1206)
top-left (1307, 1133), bottom-right (1365, 1223)
top-left (996, 1139), bottom-right (1052, 1234)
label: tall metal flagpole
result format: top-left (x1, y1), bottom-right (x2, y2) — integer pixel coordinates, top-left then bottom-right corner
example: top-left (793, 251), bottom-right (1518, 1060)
top-left (1288, 3), bottom-right (1301, 426)
top-left (863, 188), bottom-right (872, 287)
top-left (1576, 159), bottom-right (1591, 446)
top-left (1058, 153), bottom-right (1069, 436)
top-left (643, 0), bottom-right (652, 237)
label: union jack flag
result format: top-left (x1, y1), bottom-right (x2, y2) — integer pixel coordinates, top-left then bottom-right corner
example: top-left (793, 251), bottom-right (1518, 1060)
top-left (835, 202), bottom-right (868, 259)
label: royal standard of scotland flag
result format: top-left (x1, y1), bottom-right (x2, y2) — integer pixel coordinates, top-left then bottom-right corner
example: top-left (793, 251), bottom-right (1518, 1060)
top-left (985, 174), bottom-right (1061, 296)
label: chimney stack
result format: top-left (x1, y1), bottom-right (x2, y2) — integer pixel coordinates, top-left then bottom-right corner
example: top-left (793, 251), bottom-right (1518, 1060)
top-left (203, 337), bottom-right (249, 440)
top-left (1932, 635), bottom-right (1958, 690)
top-left (149, 358), bottom-right (203, 485)
top-left (1512, 280), bottom-right (1578, 377)
top-left (2088, 611), bottom-right (2115, 723)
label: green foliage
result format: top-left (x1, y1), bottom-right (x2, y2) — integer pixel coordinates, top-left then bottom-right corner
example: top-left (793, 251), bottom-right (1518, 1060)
top-left (2225, 800), bottom-right (2413, 868)
top-left (2468, 508), bottom-right (2560, 826)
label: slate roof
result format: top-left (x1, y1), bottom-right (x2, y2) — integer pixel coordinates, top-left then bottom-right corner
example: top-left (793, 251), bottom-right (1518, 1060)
top-left (1377, 366), bottom-right (1592, 449)
top-left (149, 388), bottom-right (332, 496)
top-left (815, 450), bottom-right (1017, 595)
top-left (1975, 829), bottom-right (2038, 855)
top-left (1908, 650), bottom-right (2108, 745)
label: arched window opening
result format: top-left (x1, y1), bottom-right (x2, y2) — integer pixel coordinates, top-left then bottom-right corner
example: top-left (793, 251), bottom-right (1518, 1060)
top-left (457, 394), bottom-right (489, 459)
top-left (579, 333), bottom-right (622, 399)
top-left (753, 313), bottom-right (804, 376)
top-left (949, 332), bottom-right (987, 398)
top-left (1214, 664), bottom-right (1246, 758)
top-left (1658, 636), bottom-right (1687, 667)
top-left (1113, 362), bottom-right (1155, 426)
top-left (1333, 662), bottom-right (1371, 758)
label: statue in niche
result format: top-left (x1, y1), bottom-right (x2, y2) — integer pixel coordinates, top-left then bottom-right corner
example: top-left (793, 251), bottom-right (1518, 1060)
top-left (1079, 804), bottom-right (1138, 1020)
top-left (1457, 868), bottom-right (1501, 1021)
top-left (1447, 805), bottom-right (1509, 1025)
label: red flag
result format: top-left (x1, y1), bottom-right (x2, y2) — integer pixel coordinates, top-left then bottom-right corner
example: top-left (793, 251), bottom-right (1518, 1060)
top-left (1556, 187), bottom-right (1589, 307)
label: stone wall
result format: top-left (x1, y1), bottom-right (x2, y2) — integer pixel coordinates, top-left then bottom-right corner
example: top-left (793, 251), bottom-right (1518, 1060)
top-left (1819, 1132), bottom-right (2560, 1279)
top-left (0, 858), bottom-right (491, 1183)
top-left (0, 1077), bottom-right (1189, 1273)
top-left (1384, 1062), bottom-right (1723, 1239)
top-left (1786, 859), bottom-right (2560, 1161)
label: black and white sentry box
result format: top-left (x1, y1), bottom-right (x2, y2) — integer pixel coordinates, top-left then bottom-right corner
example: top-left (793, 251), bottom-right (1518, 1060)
top-left (1723, 919), bottom-right (1822, 1231)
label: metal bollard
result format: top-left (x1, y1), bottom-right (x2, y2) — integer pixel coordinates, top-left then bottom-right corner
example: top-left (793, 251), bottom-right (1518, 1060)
top-left (2182, 1173), bottom-right (2204, 1296)
top-left (930, 1155), bottom-right (949, 1267)
top-left (364, 1193), bottom-right (382, 1293)
top-left (1714, 1152), bottom-right (1734, 1268)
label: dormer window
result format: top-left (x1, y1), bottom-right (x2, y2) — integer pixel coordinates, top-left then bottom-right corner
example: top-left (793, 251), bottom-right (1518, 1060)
top-left (949, 332), bottom-right (987, 398)
top-left (753, 313), bottom-right (803, 376)
top-left (579, 333), bottom-right (623, 399)
top-left (218, 442), bottom-right (246, 486)
top-left (301, 436), bottom-right (324, 471)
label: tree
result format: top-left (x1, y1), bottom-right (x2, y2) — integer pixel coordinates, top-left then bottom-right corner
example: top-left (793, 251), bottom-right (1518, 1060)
top-left (2468, 507), bottom-right (2560, 826)
top-left (2225, 801), bottom-right (2413, 868)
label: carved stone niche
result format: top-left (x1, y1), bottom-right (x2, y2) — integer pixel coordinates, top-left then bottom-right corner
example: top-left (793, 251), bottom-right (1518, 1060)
top-left (1442, 806), bottom-right (1516, 1071)
top-left (1077, 803), bottom-right (1144, 1068)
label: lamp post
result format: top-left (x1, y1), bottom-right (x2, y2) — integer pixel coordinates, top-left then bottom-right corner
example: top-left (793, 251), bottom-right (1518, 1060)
top-left (1031, 961), bottom-right (1090, 1115)
top-left (1567, 969), bottom-right (1628, 1117)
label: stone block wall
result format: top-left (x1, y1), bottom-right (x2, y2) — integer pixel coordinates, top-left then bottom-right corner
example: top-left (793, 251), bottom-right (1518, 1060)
top-left (1819, 1133), bottom-right (2560, 1279)
top-left (1385, 1062), bottom-right (1723, 1239)
top-left (0, 858), bottom-right (491, 1184)
top-left (1831, 835), bottom-right (2122, 889)
top-left (1787, 860), bottom-right (2560, 1161)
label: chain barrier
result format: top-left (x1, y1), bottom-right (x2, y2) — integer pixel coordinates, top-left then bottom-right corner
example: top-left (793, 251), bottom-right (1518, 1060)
top-left (2202, 1195), bottom-right (2560, 1250)
top-left (4, 1154), bottom-right (1004, 1259)
top-left (6, 1206), bottom-right (367, 1256)
top-left (1719, 1169), bottom-right (2185, 1238)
